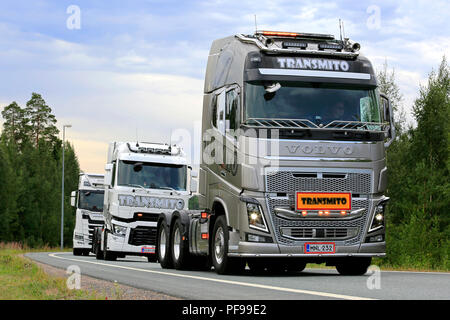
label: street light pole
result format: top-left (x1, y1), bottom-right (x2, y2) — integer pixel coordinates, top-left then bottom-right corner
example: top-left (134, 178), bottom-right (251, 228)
top-left (61, 124), bottom-right (72, 250)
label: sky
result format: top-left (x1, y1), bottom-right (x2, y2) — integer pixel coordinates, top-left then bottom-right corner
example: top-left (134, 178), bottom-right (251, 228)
top-left (0, 0), bottom-right (449, 173)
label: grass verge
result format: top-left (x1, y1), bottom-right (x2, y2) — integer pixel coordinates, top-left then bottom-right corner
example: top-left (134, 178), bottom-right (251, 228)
top-left (0, 242), bottom-right (106, 300)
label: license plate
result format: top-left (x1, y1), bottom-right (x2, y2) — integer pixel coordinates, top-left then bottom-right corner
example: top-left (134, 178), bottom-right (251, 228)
top-left (141, 246), bottom-right (155, 254)
top-left (305, 242), bottom-right (335, 254)
top-left (296, 192), bottom-right (351, 211)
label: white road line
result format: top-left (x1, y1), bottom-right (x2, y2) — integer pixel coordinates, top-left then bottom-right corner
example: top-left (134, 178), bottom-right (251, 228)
top-left (48, 252), bottom-right (375, 300)
top-left (304, 268), bottom-right (450, 275)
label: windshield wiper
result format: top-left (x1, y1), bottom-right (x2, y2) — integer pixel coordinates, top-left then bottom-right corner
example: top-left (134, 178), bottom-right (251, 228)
top-left (123, 184), bottom-right (147, 191)
top-left (158, 186), bottom-right (182, 194)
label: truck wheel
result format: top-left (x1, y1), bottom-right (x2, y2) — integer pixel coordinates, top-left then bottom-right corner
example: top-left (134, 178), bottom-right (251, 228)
top-left (158, 220), bottom-right (173, 269)
top-left (336, 258), bottom-right (371, 275)
top-left (103, 230), bottom-right (117, 261)
top-left (285, 259), bottom-right (307, 273)
top-left (93, 228), bottom-right (104, 260)
top-left (73, 248), bottom-right (83, 256)
top-left (170, 218), bottom-right (190, 269)
top-left (95, 243), bottom-right (104, 260)
top-left (248, 259), bottom-right (267, 274)
top-left (211, 215), bottom-right (245, 275)
top-left (82, 250), bottom-right (90, 256)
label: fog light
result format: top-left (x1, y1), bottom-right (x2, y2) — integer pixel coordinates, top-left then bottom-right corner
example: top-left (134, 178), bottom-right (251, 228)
top-left (247, 233), bottom-right (272, 243)
top-left (369, 235), bottom-right (384, 242)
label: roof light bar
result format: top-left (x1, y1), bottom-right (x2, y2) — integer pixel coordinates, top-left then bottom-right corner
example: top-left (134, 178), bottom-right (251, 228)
top-left (257, 30), bottom-right (335, 40)
top-left (318, 43), bottom-right (343, 51)
top-left (282, 41), bottom-right (308, 49)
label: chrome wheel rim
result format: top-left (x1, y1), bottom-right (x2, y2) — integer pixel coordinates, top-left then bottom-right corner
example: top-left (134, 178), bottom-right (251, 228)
top-left (214, 226), bottom-right (225, 265)
top-left (173, 227), bottom-right (181, 261)
top-left (159, 228), bottom-right (166, 259)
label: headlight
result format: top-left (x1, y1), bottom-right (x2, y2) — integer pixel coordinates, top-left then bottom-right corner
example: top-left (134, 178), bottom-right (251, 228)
top-left (246, 202), bottom-right (268, 233)
top-left (369, 203), bottom-right (386, 232)
top-left (113, 224), bottom-right (127, 237)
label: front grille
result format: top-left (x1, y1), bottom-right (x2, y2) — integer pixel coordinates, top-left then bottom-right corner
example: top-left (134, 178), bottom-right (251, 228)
top-left (265, 168), bottom-right (372, 247)
top-left (266, 170), bottom-right (372, 194)
top-left (128, 227), bottom-right (157, 246)
top-left (267, 195), bottom-right (369, 246)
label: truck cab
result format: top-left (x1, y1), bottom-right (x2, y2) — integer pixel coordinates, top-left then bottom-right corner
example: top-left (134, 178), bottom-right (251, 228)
top-left (71, 173), bottom-right (105, 256)
top-left (94, 142), bottom-right (195, 261)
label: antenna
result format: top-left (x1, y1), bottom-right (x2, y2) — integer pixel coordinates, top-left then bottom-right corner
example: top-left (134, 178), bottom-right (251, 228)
top-left (136, 125), bottom-right (139, 147)
top-left (342, 20), bottom-right (346, 39)
top-left (254, 14), bottom-right (258, 33)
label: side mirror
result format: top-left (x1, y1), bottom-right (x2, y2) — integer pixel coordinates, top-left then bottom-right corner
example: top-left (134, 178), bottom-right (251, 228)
top-left (70, 191), bottom-right (77, 207)
top-left (104, 163), bottom-right (113, 186)
top-left (190, 179), bottom-right (198, 193)
top-left (380, 93), bottom-right (396, 148)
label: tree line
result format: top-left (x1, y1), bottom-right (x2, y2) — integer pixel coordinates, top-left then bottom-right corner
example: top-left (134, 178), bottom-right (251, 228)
top-left (377, 57), bottom-right (449, 270)
top-left (0, 93), bottom-right (79, 247)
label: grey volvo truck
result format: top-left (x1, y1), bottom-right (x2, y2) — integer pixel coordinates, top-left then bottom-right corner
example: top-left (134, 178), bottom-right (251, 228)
top-left (156, 30), bottom-right (395, 275)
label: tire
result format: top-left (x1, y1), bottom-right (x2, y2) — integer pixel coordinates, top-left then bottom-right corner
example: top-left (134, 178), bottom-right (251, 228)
top-left (170, 218), bottom-right (190, 270)
top-left (248, 259), bottom-right (267, 274)
top-left (336, 258), bottom-right (371, 276)
top-left (285, 259), bottom-right (307, 273)
top-left (82, 250), bottom-right (90, 256)
top-left (211, 215), bottom-right (245, 275)
top-left (95, 244), bottom-right (104, 260)
top-left (73, 248), bottom-right (83, 256)
top-left (266, 262), bottom-right (286, 275)
top-left (158, 220), bottom-right (173, 269)
top-left (190, 256), bottom-right (211, 271)
top-left (93, 228), bottom-right (104, 260)
top-left (103, 230), bottom-right (117, 261)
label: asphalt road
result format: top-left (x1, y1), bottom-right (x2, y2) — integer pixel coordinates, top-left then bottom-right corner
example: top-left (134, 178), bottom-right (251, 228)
top-left (26, 252), bottom-right (450, 300)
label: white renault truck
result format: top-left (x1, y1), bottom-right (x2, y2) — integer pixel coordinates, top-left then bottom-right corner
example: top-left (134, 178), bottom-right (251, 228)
top-left (156, 30), bottom-right (395, 275)
top-left (92, 142), bottom-right (195, 262)
top-left (71, 173), bottom-right (105, 256)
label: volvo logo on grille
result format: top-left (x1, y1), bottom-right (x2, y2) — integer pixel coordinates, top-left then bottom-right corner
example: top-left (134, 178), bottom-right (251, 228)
top-left (286, 145), bottom-right (353, 155)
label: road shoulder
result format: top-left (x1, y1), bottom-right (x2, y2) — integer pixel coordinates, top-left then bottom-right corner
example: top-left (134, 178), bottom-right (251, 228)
top-left (22, 254), bottom-right (179, 300)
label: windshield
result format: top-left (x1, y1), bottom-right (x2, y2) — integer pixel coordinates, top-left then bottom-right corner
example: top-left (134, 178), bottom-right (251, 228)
top-left (244, 82), bottom-right (382, 127)
top-left (117, 160), bottom-right (187, 191)
top-left (78, 190), bottom-right (104, 212)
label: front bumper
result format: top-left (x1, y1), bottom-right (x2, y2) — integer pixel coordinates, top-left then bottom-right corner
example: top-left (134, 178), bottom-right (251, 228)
top-left (228, 240), bottom-right (385, 258)
top-left (73, 239), bottom-right (91, 249)
top-left (106, 220), bottom-right (157, 255)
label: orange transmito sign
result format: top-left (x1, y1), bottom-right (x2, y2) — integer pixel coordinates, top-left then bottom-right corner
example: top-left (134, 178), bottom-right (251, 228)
top-left (296, 192), bottom-right (351, 211)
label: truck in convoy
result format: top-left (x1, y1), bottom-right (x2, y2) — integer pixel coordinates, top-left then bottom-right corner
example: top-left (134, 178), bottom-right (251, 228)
top-left (156, 30), bottom-right (395, 275)
top-left (71, 173), bottom-right (105, 256)
top-left (92, 142), bottom-right (195, 262)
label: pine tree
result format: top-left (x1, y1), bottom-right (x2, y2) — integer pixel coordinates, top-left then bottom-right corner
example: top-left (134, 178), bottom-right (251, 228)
top-left (25, 93), bottom-right (59, 148)
top-left (1, 101), bottom-right (28, 148)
